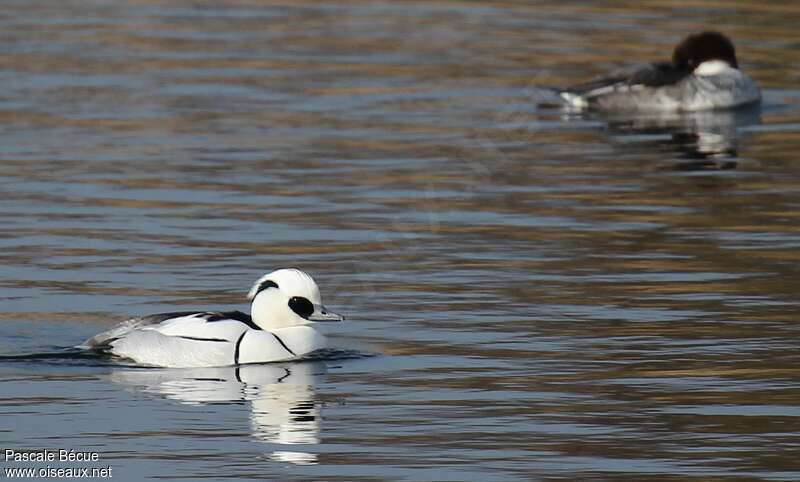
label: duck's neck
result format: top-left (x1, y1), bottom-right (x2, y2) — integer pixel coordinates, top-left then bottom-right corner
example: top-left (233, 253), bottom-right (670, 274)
top-left (236, 326), bottom-right (326, 364)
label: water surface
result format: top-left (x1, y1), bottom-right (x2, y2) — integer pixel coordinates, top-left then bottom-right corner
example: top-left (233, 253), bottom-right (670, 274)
top-left (2, 1), bottom-right (800, 480)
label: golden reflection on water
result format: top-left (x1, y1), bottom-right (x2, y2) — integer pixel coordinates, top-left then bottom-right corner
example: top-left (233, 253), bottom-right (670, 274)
top-left (1, 0), bottom-right (800, 480)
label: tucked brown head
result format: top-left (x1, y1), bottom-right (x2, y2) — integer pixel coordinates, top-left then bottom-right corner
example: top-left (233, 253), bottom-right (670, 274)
top-left (672, 31), bottom-right (738, 70)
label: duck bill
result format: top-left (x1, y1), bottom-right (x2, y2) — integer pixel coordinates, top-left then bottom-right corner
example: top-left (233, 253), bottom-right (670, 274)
top-left (308, 306), bottom-right (344, 322)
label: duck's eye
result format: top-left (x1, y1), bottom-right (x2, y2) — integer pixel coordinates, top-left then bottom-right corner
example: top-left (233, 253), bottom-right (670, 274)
top-left (288, 296), bottom-right (314, 319)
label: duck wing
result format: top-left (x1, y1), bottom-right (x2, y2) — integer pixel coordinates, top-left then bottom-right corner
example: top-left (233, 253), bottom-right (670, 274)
top-left (627, 62), bottom-right (690, 87)
top-left (563, 62), bottom-right (689, 96)
top-left (81, 310), bottom-right (255, 350)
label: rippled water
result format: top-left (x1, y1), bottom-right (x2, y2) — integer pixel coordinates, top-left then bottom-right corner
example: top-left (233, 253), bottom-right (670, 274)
top-left (3, 1), bottom-right (800, 480)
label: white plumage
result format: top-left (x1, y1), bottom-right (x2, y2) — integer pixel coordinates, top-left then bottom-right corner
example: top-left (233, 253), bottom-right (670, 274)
top-left (81, 268), bottom-right (343, 368)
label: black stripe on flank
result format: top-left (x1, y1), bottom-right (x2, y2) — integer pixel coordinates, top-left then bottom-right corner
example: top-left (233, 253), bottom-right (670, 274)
top-left (138, 311), bottom-right (207, 324)
top-left (271, 333), bottom-right (296, 356)
top-left (233, 332), bottom-right (247, 365)
top-left (177, 336), bottom-right (229, 343)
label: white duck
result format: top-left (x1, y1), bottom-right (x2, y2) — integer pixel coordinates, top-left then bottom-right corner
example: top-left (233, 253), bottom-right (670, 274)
top-left (82, 269), bottom-right (344, 368)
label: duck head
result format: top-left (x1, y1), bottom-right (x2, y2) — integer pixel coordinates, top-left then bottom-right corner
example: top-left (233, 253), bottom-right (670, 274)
top-left (672, 31), bottom-right (739, 71)
top-left (248, 268), bottom-right (344, 330)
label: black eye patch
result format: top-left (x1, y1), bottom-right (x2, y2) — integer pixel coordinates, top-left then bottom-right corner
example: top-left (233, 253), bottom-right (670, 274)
top-left (255, 280), bottom-right (279, 296)
top-left (288, 296), bottom-right (314, 319)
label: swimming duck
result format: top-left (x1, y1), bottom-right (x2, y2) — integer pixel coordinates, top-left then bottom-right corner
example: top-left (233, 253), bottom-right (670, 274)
top-left (82, 269), bottom-right (343, 368)
top-left (559, 31), bottom-right (761, 112)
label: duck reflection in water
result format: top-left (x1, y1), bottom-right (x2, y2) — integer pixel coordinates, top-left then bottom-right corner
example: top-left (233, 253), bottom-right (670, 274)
top-left (598, 105), bottom-right (762, 170)
top-left (110, 361), bottom-right (326, 465)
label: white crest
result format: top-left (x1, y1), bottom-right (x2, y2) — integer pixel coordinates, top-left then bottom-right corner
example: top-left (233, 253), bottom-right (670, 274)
top-left (247, 268), bottom-right (321, 304)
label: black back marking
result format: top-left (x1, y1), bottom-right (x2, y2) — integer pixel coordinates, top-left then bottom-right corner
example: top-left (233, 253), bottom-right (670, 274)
top-left (565, 62), bottom-right (690, 99)
top-left (204, 311), bottom-right (260, 330)
top-left (137, 311), bottom-right (205, 324)
top-left (628, 62), bottom-right (691, 88)
top-left (132, 311), bottom-right (260, 331)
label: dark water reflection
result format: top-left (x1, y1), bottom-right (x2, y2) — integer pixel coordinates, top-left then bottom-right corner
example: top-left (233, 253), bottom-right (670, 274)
top-left (2, 1), bottom-right (800, 480)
